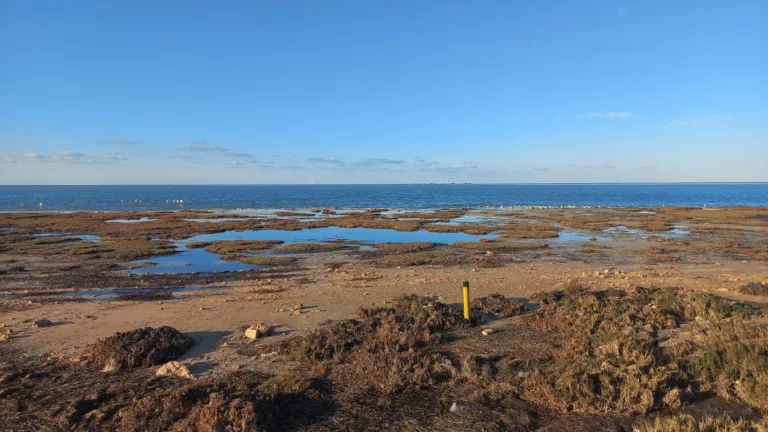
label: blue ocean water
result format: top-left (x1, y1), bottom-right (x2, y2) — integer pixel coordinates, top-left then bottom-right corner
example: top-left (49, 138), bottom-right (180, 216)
top-left (0, 184), bottom-right (766, 211)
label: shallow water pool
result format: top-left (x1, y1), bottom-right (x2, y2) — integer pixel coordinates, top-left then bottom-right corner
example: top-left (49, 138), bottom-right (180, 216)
top-left (551, 232), bottom-right (613, 242)
top-left (603, 225), bottom-right (689, 238)
top-left (186, 226), bottom-right (497, 244)
top-left (130, 246), bottom-right (260, 275)
top-left (61, 285), bottom-right (231, 301)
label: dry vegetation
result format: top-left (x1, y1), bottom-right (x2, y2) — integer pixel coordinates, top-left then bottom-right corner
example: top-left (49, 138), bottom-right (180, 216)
top-left (472, 293), bottom-right (528, 317)
top-left (87, 326), bottom-right (194, 371)
top-left (203, 240), bottom-right (284, 255)
top-left (3, 286), bottom-right (768, 430)
top-left (374, 242), bottom-right (437, 254)
top-left (634, 414), bottom-right (768, 432)
top-left (740, 282), bottom-right (768, 296)
top-left (273, 242), bottom-right (351, 253)
top-left (453, 241), bottom-right (548, 252)
top-left (236, 256), bottom-right (298, 266)
top-left (364, 250), bottom-right (466, 268)
top-left (422, 223), bottom-right (498, 235)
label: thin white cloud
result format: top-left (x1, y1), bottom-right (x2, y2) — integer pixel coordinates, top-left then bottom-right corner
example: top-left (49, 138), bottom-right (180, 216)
top-left (413, 157), bottom-right (439, 167)
top-left (307, 157), bottom-right (345, 167)
top-left (99, 152), bottom-right (127, 161)
top-left (178, 141), bottom-right (228, 152)
top-left (580, 112), bottom-right (637, 119)
top-left (52, 151), bottom-right (87, 161)
top-left (23, 151), bottom-right (127, 164)
top-left (223, 151), bottom-right (256, 159)
top-left (355, 158), bottom-right (406, 169)
top-left (2, 158), bottom-right (18, 164)
top-left (451, 162), bottom-right (478, 169)
top-left (24, 153), bottom-right (47, 162)
top-left (434, 162), bottom-right (479, 173)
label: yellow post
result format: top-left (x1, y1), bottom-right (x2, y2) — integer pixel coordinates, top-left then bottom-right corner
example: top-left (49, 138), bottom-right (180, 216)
top-left (462, 281), bottom-right (470, 321)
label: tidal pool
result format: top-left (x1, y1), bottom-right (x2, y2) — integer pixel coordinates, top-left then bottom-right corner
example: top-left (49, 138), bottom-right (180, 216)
top-left (603, 225), bottom-right (689, 238)
top-left (130, 246), bottom-right (259, 275)
top-left (131, 226), bottom-right (496, 275)
top-left (186, 226), bottom-right (496, 244)
top-left (60, 285), bottom-right (231, 302)
top-left (551, 232), bottom-right (613, 242)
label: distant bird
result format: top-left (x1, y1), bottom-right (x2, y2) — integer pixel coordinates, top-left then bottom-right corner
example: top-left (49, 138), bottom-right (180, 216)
top-left (38, 202), bottom-right (43, 208)
top-left (180, 200), bottom-right (184, 204)
top-left (121, 199), bottom-right (124, 203)
top-left (20, 203), bottom-right (25, 207)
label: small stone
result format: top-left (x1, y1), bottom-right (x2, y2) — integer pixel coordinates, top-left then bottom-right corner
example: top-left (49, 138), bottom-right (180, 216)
top-left (294, 303), bottom-right (303, 311)
top-left (155, 361), bottom-right (195, 379)
top-left (485, 250), bottom-right (494, 256)
top-left (450, 402), bottom-right (470, 413)
top-left (33, 319), bottom-right (53, 328)
top-left (293, 309), bottom-right (302, 315)
top-left (481, 328), bottom-right (495, 336)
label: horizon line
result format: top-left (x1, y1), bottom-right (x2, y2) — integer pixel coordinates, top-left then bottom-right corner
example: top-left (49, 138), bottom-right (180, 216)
top-left (1, 182), bottom-right (767, 187)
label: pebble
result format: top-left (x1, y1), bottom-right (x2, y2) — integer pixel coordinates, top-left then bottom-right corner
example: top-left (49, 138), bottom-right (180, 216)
top-left (481, 328), bottom-right (495, 336)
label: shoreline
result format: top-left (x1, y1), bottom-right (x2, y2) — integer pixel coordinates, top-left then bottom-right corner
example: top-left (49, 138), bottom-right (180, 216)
top-left (1, 203), bottom-right (767, 215)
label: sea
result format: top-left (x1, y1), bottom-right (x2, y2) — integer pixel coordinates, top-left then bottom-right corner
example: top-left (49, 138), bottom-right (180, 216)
top-left (0, 184), bottom-right (766, 212)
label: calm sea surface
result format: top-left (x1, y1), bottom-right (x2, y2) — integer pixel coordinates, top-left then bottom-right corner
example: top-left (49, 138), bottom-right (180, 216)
top-left (0, 184), bottom-right (766, 211)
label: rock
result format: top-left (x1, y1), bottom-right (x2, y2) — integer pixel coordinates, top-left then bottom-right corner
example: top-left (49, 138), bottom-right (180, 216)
top-left (450, 402), bottom-right (471, 413)
top-left (294, 303), bottom-right (303, 311)
top-left (33, 319), bottom-right (53, 328)
top-left (485, 250), bottom-right (494, 256)
top-left (481, 328), bottom-right (495, 336)
top-left (293, 309), bottom-right (302, 315)
top-left (244, 322), bottom-right (273, 340)
top-left (155, 361), bottom-right (195, 379)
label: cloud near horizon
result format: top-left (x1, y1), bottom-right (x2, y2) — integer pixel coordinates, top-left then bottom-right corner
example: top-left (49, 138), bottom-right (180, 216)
top-left (178, 141), bottom-right (228, 152)
top-left (23, 151), bottom-right (127, 164)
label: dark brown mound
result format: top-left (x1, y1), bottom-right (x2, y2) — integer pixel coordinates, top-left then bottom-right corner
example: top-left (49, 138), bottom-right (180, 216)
top-left (87, 326), bottom-right (194, 371)
top-left (473, 293), bottom-right (528, 317)
top-left (739, 281), bottom-right (768, 296)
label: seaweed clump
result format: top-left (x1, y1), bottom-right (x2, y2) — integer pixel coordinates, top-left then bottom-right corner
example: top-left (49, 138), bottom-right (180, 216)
top-left (87, 326), bottom-right (194, 371)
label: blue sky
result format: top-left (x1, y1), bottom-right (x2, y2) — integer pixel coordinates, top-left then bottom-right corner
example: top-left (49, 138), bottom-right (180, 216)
top-left (0, 0), bottom-right (766, 184)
